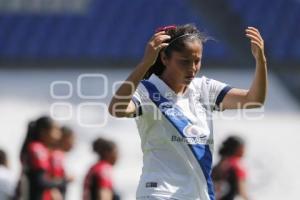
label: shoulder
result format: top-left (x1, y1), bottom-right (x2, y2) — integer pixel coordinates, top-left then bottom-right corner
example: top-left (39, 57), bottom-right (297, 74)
top-left (133, 81), bottom-right (149, 101)
top-left (92, 161), bottom-right (111, 171)
top-left (229, 157), bottom-right (245, 169)
top-left (138, 76), bottom-right (164, 97)
top-left (98, 161), bottom-right (112, 171)
top-left (133, 80), bottom-right (155, 107)
top-left (28, 141), bottom-right (48, 154)
top-left (190, 76), bottom-right (211, 94)
top-left (193, 76), bottom-right (222, 85)
top-left (27, 142), bottom-right (49, 163)
top-left (228, 157), bottom-right (247, 177)
top-left (93, 161), bottom-right (112, 178)
top-left (191, 76), bottom-right (210, 87)
top-left (50, 150), bottom-right (65, 161)
top-left (27, 142), bottom-right (50, 169)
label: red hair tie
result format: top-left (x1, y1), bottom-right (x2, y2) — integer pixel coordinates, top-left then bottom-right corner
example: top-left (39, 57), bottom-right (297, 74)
top-left (155, 25), bottom-right (177, 33)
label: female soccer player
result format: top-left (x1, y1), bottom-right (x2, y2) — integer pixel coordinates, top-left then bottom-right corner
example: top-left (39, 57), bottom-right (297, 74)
top-left (212, 136), bottom-right (248, 200)
top-left (109, 24), bottom-right (267, 200)
top-left (18, 116), bottom-right (69, 200)
top-left (83, 138), bottom-right (119, 200)
top-left (49, 126), bottom-right (75, 199)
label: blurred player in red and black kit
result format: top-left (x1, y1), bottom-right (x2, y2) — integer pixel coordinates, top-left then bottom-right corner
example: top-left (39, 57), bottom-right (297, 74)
top-left (50, 126), bottom-right (75, 199)
top-left (212, 136), bottom-right (249, 200)
top-left (16, 116), bottom-right (71, 200)
top-left (83, 138), bottom-right (120, 200)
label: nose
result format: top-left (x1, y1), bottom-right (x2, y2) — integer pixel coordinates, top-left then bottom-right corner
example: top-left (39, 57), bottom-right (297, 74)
top-left (193, 60), bottom-right (201, 71)
top-left (189, 62), bottom-right (199, 73)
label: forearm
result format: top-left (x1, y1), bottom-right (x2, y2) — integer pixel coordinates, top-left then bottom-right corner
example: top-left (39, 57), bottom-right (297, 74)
top-left (220, 27), bottom-right (268, 110)
top-left (109, 30), bottom-right (170, 117)
top-left (246, 57), bottom-right (267, 105)
top-left (98, 188), bottom-right (113, 200)
top-left (238, 180), bottom-right (250, 200)
top-left (108, 62), bottom-right (149, 117)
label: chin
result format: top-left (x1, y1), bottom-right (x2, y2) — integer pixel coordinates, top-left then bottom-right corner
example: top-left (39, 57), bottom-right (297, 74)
top-left (183, 78), bottom-right (193, 85)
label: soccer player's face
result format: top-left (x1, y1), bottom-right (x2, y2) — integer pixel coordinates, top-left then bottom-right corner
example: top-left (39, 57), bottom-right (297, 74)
top-left (61, 134), bottom-right (75, 152)
top-left (48, 123), bottom-right (62, 147)
top-left (109, 147), bottom-right (118, 165)
top-left (164, 40), bottom-right (202, 85)
top-left (50, 123), bottom-right (62, 141)
top-left (236, 145), bottom-right (245, 157)
top-left (41, 122), bottom-right (62, 147)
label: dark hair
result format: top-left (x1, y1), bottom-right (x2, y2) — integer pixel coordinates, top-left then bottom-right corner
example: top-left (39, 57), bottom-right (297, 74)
top-left (144, 23), bottom-right (208, 79)
top-left (0, 149), bottom-right (7, 166)
top-left (219, 136), bottom-right (245, 157)
top-left (92, 137), bottom-right (116, 158)
top-left (20, 116), bottom-right (54, 162)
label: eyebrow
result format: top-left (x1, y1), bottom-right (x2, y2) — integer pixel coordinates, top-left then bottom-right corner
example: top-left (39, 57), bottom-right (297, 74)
top-left (178, 58), bottom-right (190, 61)
top-left (177, 57), bottom-right (201, 61)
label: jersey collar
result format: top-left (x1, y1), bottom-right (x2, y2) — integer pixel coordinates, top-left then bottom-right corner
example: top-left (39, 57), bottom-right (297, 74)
top-left (148, 74), bottom-right (192, 100)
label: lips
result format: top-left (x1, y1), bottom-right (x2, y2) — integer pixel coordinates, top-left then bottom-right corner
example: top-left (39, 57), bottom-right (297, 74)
top-left (185, 75), bottom-right (194, 79)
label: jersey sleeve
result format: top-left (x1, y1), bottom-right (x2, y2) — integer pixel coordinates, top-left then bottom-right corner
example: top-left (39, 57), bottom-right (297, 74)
top-left (233, 163), bottom-right (247, 181)
top-left (206, 77), bottom-right (232, 111)
top-left (96, 165), bottom-right (113, 189)
top-left (50, 150), bottom-right (65, 178)
top-left (130, 83), bottom-right (147, 117)
top-left (28, 143), bottom-right (50, 171)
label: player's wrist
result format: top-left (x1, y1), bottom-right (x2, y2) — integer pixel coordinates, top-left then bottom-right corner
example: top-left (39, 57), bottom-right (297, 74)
top-left (255, 55), bottom-right (267, 65)
top-left (254, 51), bottom-right (267, 64)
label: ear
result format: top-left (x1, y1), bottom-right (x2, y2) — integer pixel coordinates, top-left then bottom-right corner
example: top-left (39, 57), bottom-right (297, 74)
top-left (160, 51), bottom-right (169, 66)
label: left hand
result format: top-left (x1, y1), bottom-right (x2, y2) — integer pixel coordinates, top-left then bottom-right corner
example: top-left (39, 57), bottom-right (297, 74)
top-left (246, 27), bottom-right (266, 62)
top-left (66, 174), bottom-right (75, 183)
top-left (50, 188), bottom-right (63, 200)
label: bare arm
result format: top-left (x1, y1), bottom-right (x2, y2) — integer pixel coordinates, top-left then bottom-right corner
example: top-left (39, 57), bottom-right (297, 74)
top-left (50, 188), bottom-right (63, 200)
top-left (238, 180), bottom-right (250, 200)
top-left (221, 27), bottom-right (267, 110)
top-left (108, 31), bottom-right (170, 117)
top-left (98, 188), bottom-right (113, 200)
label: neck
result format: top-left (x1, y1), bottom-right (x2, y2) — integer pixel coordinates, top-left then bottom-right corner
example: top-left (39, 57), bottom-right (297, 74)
top-left (40, 140), bottom-right (49, 147)
top-left (160, 73), bottom-right (187, 94)
top-left (100, 158), bottom-right (112, 164)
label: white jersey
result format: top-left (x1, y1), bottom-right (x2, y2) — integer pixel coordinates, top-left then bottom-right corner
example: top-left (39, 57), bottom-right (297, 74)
top-left (0, 166), bottom-right (16, 200)
top-left (132, 74), bottom-right (231, 200)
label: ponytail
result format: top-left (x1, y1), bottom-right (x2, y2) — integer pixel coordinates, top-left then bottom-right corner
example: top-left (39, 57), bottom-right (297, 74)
top-left (20, 116), bottom-right (54, 162)
top-left (20, 121), bottom-right (38, 162)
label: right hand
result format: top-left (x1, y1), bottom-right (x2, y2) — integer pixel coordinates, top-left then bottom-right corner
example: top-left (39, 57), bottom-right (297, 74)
top-left (141, 31), bottom-right (171, 67)
top-left (50, 188), bottom-right (63, 200)
top-left (66, 174), bottom-right (75, 183)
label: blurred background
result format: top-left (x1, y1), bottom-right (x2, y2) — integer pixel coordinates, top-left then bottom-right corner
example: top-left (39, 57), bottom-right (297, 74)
top-left (0, 0), bottom-right (299, 199)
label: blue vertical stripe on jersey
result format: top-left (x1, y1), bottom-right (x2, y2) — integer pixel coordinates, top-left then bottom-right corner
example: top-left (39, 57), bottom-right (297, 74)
top-left (141, 80), bottom-right (215, 200)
